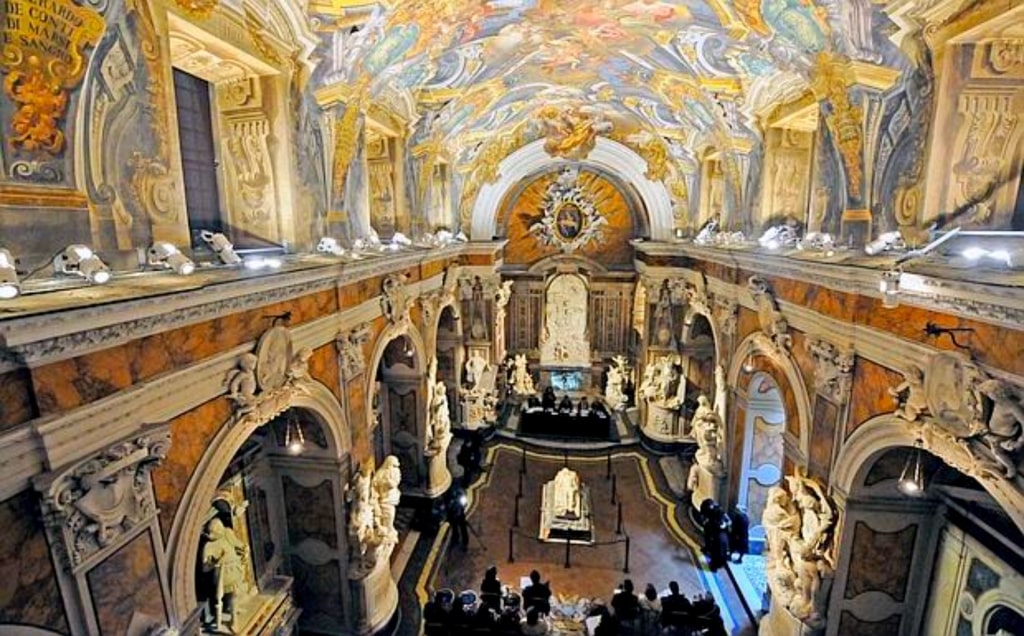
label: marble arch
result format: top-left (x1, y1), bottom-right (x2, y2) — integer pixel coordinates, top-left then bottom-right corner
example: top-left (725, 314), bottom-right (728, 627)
top-left (682, 302), bottom-right (725, 369)
top-left (166, 379), bottom-right (351, 621)
top-left (470, 137), bottom-right (675, 241)
top-left (363, 320), bottom-right (429, 427)
top-left (832, 415), bottom-right (1024, 534)
top-left (726, 332), bottom-right (813, 462)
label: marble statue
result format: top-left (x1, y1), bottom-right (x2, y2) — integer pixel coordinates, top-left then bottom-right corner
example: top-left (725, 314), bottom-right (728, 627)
top-left (652, 281), bottom-right (675, 347)
top-left (970, 379), bottom-right (1024, 478)
top-left (202, 518), bottom-right (251, 632)
top-left (762, 474), bottom-right (836, 627)
top-left (605, 355), bottom-right (630, 410)
top-left (373, 456), bottom-right (402, 536)
top-left (427, 380), bottom-right (453, 453)
top-left (714, 363), bottom-right (727, 422)
top-left (511, 354), bottom-right (537, 396)
top-left (226, 353), bottom-right (259, 411)
top-left (348, 466), bottom-right (393, 576)
top-left (539, 274), bottom-right (590, 367)
top-left (691, 396), bottom-right (724, 475)
top-left (639, 355), bottom-right (684, 408)
top-left (465, 350), bottom-right (489, 392)
top-left (552, 467), bottom-right (583, 520)
top-left (889, 364), bottom-right (928, 421)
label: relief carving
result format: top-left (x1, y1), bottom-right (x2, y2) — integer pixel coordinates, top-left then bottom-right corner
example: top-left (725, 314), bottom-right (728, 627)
top-left (950, 93), bottom-right (1022, 225)
top-left (225, 326), bottom-right (313, 428)
top-left (225, 116), bottom-right (275, 228)
top-left (381, 274), bottom-right (412, 328)
top-left (347, 457), bottom-right (401, 578)
top-left (37, 430), bottom-right (170, 570)
top-left (805, 337), bottom-right (854, 403)
top-left (748, 276), bottom-right (791, 350)
top-left (336, 324), bottom-right (371, 380)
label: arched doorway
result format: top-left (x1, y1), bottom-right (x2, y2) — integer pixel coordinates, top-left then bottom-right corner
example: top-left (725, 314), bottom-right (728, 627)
top-left (435, 305), bottom-right (461, 427)
top-left (373, 333), bottom-right (426, 490)
top-left (681, 313), bottom-right (718, 410)
top-left (193, 407), bottom-right (350, 634)
top-left (736, 372), bottom-right (785, 551)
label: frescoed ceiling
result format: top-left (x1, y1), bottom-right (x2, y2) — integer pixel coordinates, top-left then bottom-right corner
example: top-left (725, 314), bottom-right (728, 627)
top-left (309, 0), bottom-right (909, 191)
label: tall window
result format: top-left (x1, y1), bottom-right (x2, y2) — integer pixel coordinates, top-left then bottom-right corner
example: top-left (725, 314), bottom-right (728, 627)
top-left (173, 69), bottom-right (222, 245)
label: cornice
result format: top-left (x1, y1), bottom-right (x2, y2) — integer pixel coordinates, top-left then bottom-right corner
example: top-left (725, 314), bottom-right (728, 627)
top-left (0, 245), bottom-right (480, 373)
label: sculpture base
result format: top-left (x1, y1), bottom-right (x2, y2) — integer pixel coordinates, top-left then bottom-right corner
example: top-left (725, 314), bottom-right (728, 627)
top-left (687, 464), bottom-right (724, 512)
top-left (424, 448), bottom-right (452, 499)
top-left (349, 555), bottom-right (399, 636)
top-left (539, 482), bottom-right (593, 544)
top-left (641, 403), bottom-right (687, 442)
top-left (759, 603), bottom-right (824, 636)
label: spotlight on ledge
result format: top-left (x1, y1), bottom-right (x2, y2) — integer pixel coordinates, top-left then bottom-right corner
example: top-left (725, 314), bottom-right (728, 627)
top-left (243, 256), bottom-right (282, 270)
top-left (317, 237), bottom-right (346, 256)
top-left (200, 230), bottom-right (241, 265)
top-left (898, 442), bottom-right (926, 497)
top-left (879, 269), bottom-right (901, 309)
top-left (54, 244), bottom-right (111, 284)
top-left (864, 230), bottom-right (904, 256)
top-left (0, 248), bottom-right (20, 299)
top-left (148, 242), bottom-right (195, 275)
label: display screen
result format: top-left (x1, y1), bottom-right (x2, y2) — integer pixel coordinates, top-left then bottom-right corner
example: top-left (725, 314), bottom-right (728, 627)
top-left (551, 371), bottom-right (583, 392)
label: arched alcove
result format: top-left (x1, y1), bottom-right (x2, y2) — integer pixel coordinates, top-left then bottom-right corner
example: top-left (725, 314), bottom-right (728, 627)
top-left (736, 372), bottom-right (786, 552)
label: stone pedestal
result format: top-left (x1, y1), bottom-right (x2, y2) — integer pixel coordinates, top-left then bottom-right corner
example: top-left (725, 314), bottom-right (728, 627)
top-left (424, 440), bottom-right (452, 498)
top-left (349, 554), bottom-right (398, 635)
top-left (461, 395), bottom-right (496, 430)
top-left (759, 603), bottom-right (824, 636)
top-left (642, 403), bottom-right (685, 443)
top-left (687, 463), bottom-right (724, 512)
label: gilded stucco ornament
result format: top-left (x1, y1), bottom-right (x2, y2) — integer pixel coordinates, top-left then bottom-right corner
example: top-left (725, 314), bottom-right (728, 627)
top-left (1, 0), bottom-right (105, 155)
top-left (810, 53), bottom-right (864, 198)
top-left (174, 0), bottom-right (218, 20)
top-left (529, 166), bottom-right (607, 253)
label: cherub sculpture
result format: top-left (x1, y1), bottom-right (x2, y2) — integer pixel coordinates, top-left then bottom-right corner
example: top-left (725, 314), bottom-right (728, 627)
top-left (226, 353), bottom-right (259, 411)
top-left (970, 379), bottom-right (1024, 478)
top-left (889, 364), bottom-right (928, 421)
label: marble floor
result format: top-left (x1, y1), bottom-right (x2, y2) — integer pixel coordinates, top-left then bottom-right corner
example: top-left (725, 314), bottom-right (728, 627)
top-left (416, 443), bottom-right (759, 633)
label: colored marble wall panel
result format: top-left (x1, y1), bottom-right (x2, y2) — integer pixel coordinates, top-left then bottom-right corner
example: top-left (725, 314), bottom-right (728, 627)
top-left (787, 330), bottom-right (817, 396)
top-left (848, 358), bottom-right (904, 439)
top-left (308, 344), bottom-right (342, 402)
top-left (0, 491), bottom-right (69, 633)
top-left (290, 557), bottom-right (345, 631)
top-left (837, 611), bottom-right (901, 636)
top-left (153, 397), bottom-right (234, 540)
top-left (0, 368), bottom-right (37, 431)
top-left (845, 520), bottom-right (917, 601)
top-left (282, 476), bottom-right (337, 549)
top-left (808, 397), bottom-right (838, 484)
top-left (736, 306), bottom-right (760, 342)
top-left (87, 531), bottom-right (165, 636)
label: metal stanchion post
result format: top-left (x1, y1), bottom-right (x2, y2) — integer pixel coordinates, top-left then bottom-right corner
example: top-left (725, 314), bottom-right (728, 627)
top-left (611, 473), bottom-right (617, 504)
top-left (518, 470), bottom-right (524, 497)
top-left (521, 447), bottom-right (527, 474)
top-left (508, 527), bottom-right (515, 563)
top-left (564, 537), bottom-right (571, 569)
top-left (513, 495), bottom-right (521, 528)
top-left (606, 451), bottom-right (612, 479)
top-left (623, 536), bottom-right (631, 574)
top-left (616, 502), bottom-right (623, 535)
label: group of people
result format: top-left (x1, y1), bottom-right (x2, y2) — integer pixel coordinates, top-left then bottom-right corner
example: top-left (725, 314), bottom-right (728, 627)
top-left (524, 387), bottom-right (611, 419)
top-left (587, 579), bottom-right (726, 636)
top-left (696, 500), bottom-right (749, 572)
top-left (423, 568), bottom-right (553, 635)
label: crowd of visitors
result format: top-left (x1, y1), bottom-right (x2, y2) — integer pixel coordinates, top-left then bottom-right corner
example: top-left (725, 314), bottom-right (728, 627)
top-left (423, 567), bottom-right (727, 635)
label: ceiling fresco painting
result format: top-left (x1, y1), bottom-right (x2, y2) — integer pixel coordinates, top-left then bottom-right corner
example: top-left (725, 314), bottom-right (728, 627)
top-left (310, 0), bottom-right (914, 231)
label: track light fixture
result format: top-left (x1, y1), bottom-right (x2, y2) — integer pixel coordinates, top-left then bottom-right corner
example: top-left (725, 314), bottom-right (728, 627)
top-left (0, 248), bottom-right (20, 299)
top-left (200, 230), bottom-right (241, 265)
top-left (317, 237), bottom-right (346, 256)
top-left (148, 242), bottom-right (195, 275)
top-left (54, 245), bottom-right (111, 284)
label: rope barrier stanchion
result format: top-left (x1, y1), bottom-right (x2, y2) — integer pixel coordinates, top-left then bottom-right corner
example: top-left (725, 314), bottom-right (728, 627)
top-left (606, 450), bottom-right (612, 479)
top-left (611, 473), bottom-right (618, 504)
top-left (508, 527), bottom-right (515, 563)
top-left (521, 447), bottom-right (527, 474)
top-left (518, 470), bottom-right (524, 497)
top-left (563, 449), bottom-right (569, 467)
top-left (616, 501), bottom-right (623, 535)
top-left (513, 495), bottom-right (521, 528)
top-left (623, 535), bottom-right (631, 574)
top-left (564, 536), bottom-right (571, 569)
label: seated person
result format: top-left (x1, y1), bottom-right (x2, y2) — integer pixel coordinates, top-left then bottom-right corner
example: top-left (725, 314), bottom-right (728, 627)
top-left (522, 570), bottom-right (552, 615)
top-left (448, 597), bottom-right (471, 633)
top-left (577, 396), bottom-right (590, 416)
top-left (611, 579), bottom-right (640, 622)
top-left (525, 396), bottom-right (543, 413)
top-left (557, 394), bottom-right (574, 415)
top-left (541, 386), bottom-right (557, 411)
top-left (472, 605), bottom-right (498, 631)
top-left (639, 584), bottom-right (662, 636)
top-left (520, 607), bottom-right (550, 635)
top-left (423, 591), bottom-right (451, 635)
top-left (480, 566), bottom-right (502, 612)
top-left (587, 604), bottom-right (617, 636)
top-left (660, 581), bottom-right (692, 628)
top-left (591, 401), bottom-right (609, 419)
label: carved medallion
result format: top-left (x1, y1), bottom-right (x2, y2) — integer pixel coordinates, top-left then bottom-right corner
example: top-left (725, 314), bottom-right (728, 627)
top-left (530, 166), bottom-right (607, 253)
top-left (925, 352), bottom-right (986, 435)
top-left (256, 326), bottom-right (292, 392)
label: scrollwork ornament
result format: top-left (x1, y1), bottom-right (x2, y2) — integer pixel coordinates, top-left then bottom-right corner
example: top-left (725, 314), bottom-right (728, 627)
top-left (174, 0), bottom-right (218, 20)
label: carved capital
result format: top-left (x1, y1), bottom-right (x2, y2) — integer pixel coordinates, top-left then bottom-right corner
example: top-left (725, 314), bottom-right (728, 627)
top-left (381, 274), bottom-right (412, 327)
top-left (805, 336), bottom-right (855, 403)
top-left (748, 276), bottom-right (791, 351)
top-left (713, 296), bottom-right (738, 337)
top-left (36, 429), bottom-right (171, 571)
top-left (336, 324), bottom-right (371, 380)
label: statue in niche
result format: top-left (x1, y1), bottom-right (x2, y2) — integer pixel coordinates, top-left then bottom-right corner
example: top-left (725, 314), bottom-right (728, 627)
top-left (511, 354), bottom-right (537, 396)
top-left (202, 518), bottom-right (251, 632)
top-left (652, 281), bottom-right (675, 347)
top-left (605, 355), bottom-right (630, 410)
top-left (890, 364), bottom-right (928, 421)
top-left (968, 379), bottom-right (1024, 478)
top-left (226, 353), bottom-right (259, 411)
top-left (469, 276), bottom-right (487, 340)
top-left (552, 467), bottom-right (583, 520)
top-left (347, 466), bottom-right (389, 576)
top-left (465, 350), bottom-right (489, 392)
top-left (640, 356), bottom-right (684, 409)
top-left (714, 363), bottom-right (727, 421)
top-left (690, 395), bottom-right (724, 475)
top-left (762, 474), bottom-right (835, 626)
top-left (373, 456), bottom-right (402, 541)
top-left (427, 371), bottom-right (453, 456)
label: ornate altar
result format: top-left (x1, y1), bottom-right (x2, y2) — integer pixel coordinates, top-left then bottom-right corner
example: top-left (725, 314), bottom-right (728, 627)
top-left (539, 468), bottom-right (594, 544)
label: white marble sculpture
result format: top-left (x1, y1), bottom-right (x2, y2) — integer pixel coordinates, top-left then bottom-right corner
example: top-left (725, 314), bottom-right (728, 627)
top-left (714, 363), bottom-right (727, 422)
top-left (889, 364), bottom-right (928, 421)
top-left (511, 353), bottom-right (537, 396)
top-left (552, 467), bottom-right (583, 520)
top-left (761, 474), bottom-right (836, 628)
top-left (465, 350), bottom-right (489, 392)
top-left (605, 355), bottom-right (630, 410)
top-left (971, 378), bottom-right (1024, 478)
top-left (372, 456), bottom-right (402, 537)
top-left (226, 353), bottom-right (259, 411)
top-left (202, 518), bottom-right (251, 632)
top-left (462, 352), bottom-right (498, 429)
top-left (691, 396), bottom-right (725, 475)
top-left (639, 355), bottom-right (685, 408)
top-left (425, 366), bottom-right (454, 496)
top-left (539, 274), bottom-right (590, 367)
